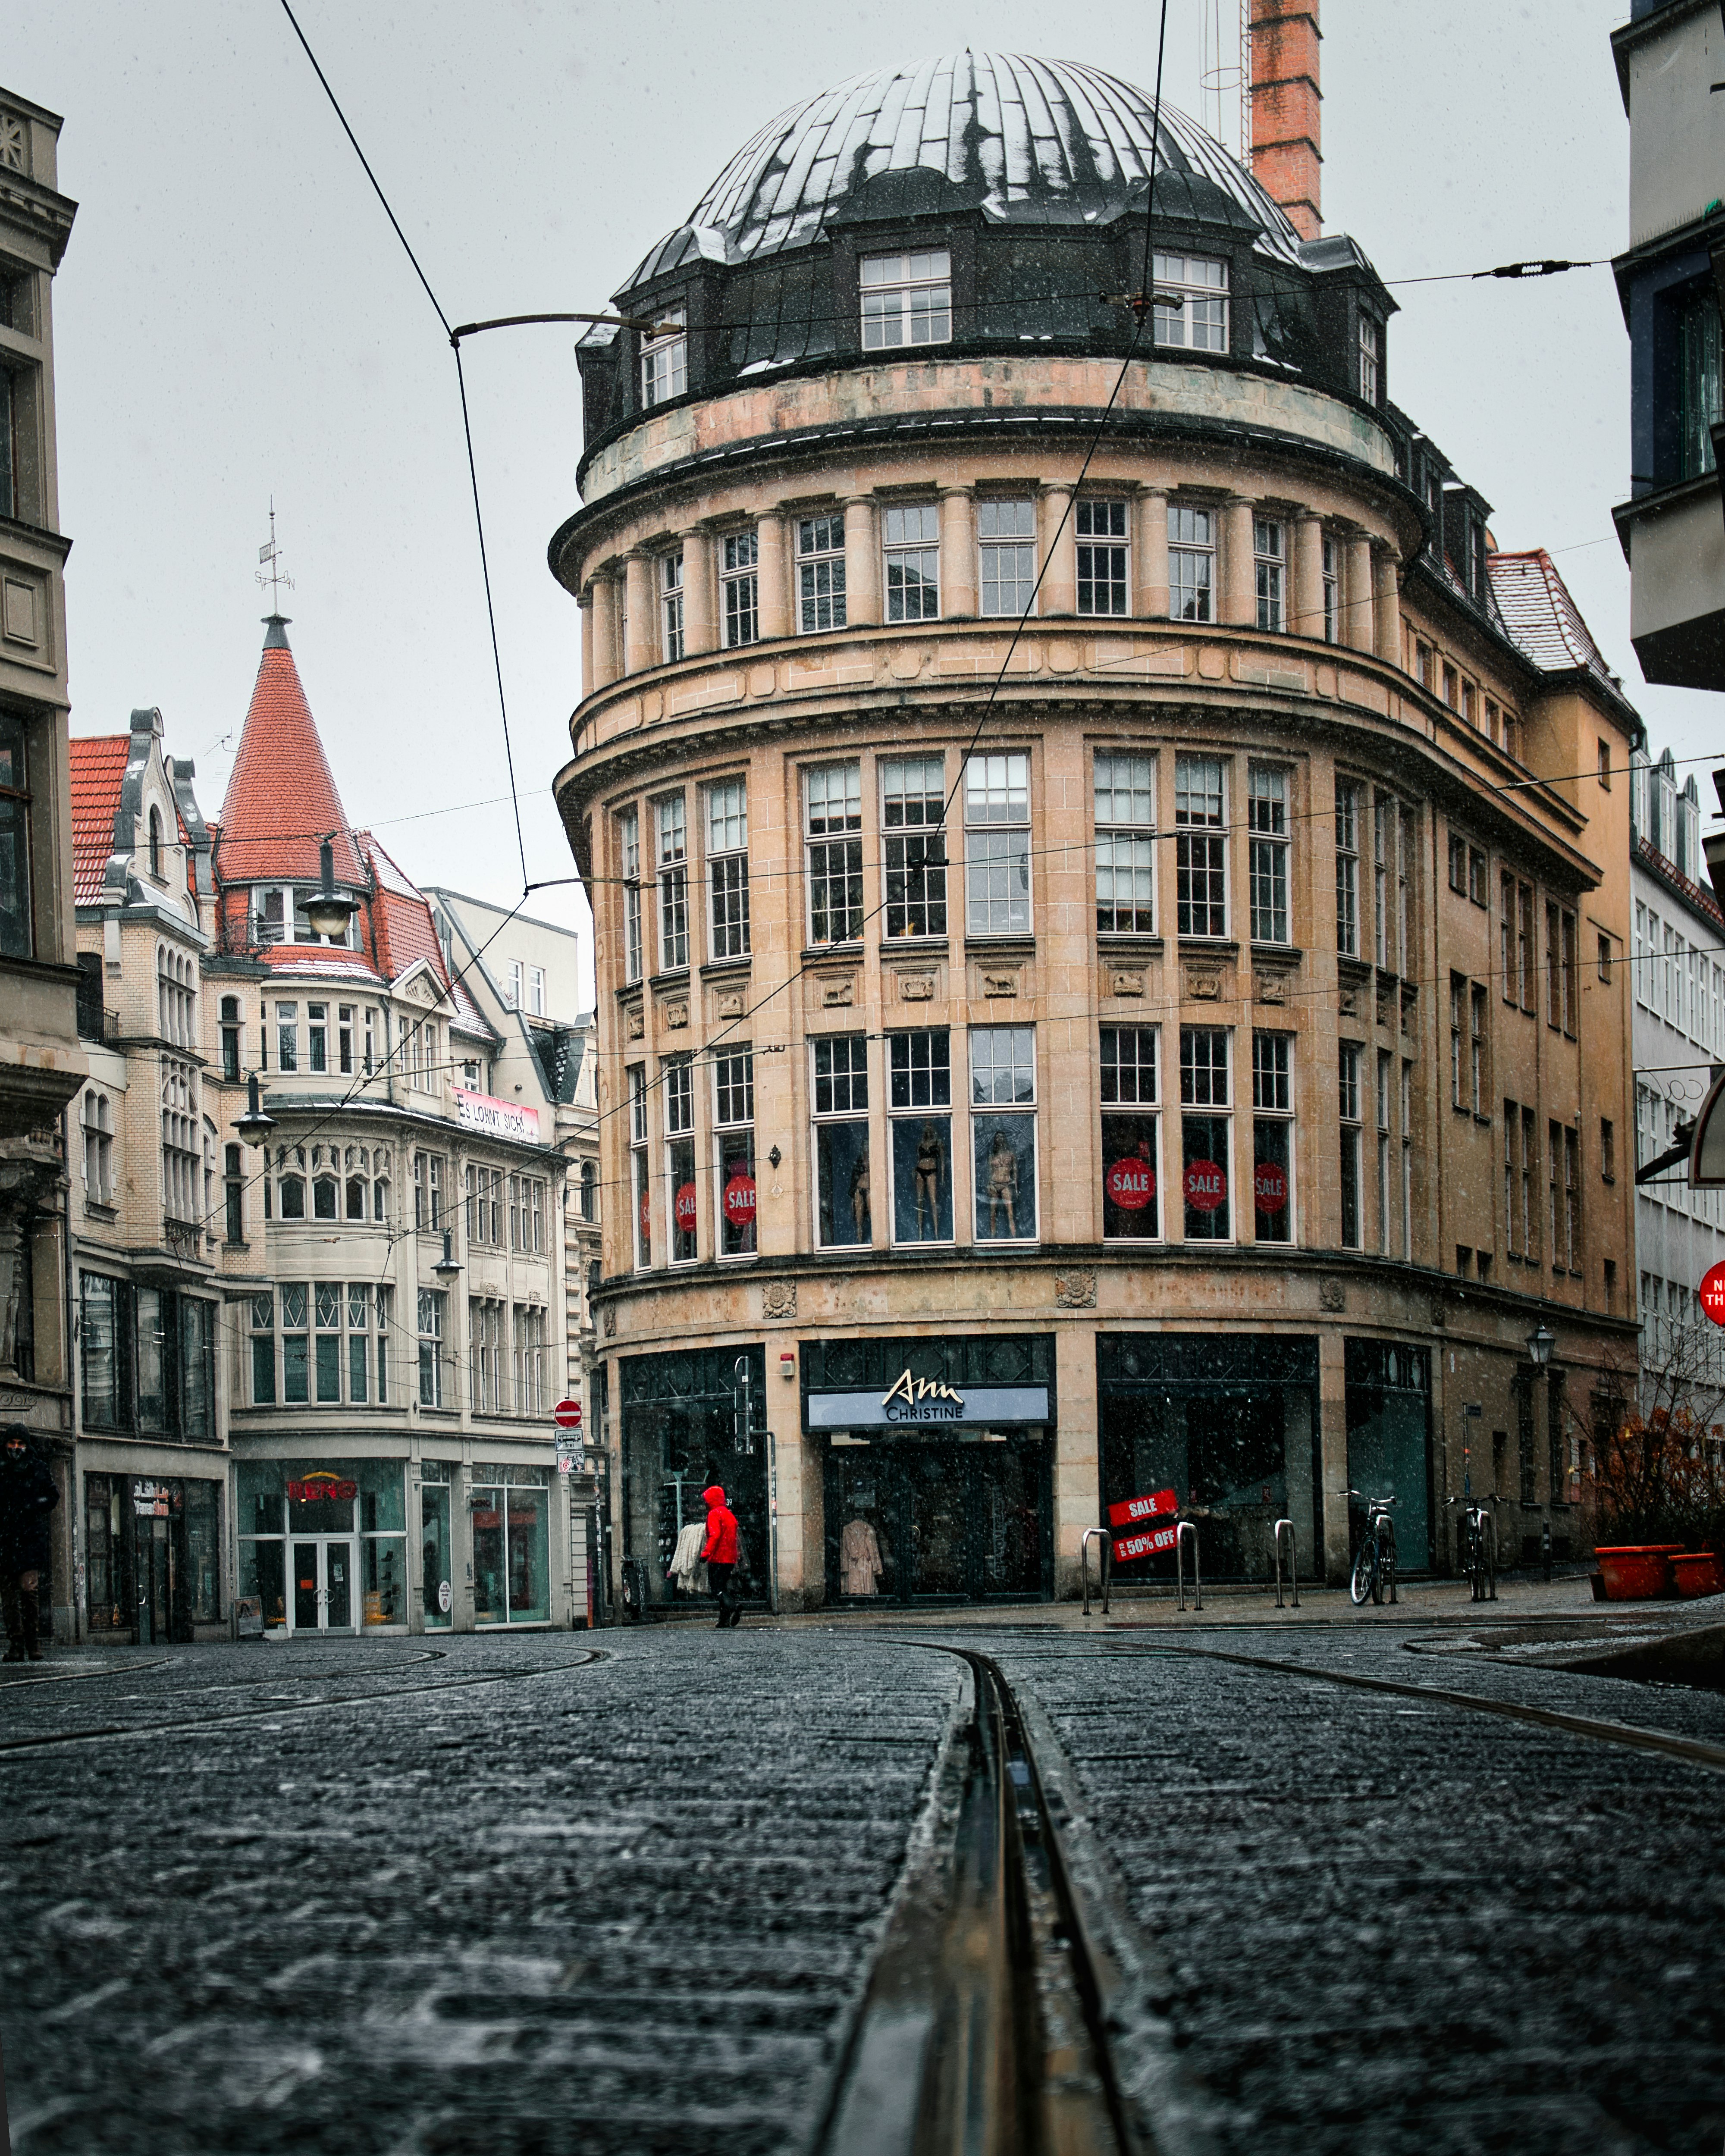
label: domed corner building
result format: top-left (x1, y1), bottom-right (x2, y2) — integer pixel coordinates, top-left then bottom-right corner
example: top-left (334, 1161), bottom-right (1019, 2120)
top-left (549, 35), bottom-right (1642, 1612)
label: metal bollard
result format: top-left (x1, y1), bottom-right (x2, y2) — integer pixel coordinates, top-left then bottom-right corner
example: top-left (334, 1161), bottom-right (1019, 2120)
top-left (1482, 1510), bottom-right (1498, 1601)
top-left (1080, 1527), bottom-right (1111, 1617)
top-left (1273, 1517), bottom-right (1299, 1609)
top-left (1176, 1519), bottom-right (1201, 1611)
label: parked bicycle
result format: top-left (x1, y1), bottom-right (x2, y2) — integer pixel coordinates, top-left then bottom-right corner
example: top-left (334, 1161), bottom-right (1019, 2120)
top-left (1342, 1489), bottom-right (1399, 1606)
top-left (1449, 1493), bottom-right (1498, 1602)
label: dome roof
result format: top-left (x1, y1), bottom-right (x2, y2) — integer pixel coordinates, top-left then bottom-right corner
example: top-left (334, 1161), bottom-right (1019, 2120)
top-left (623, 52), bottom-right (1304, 291)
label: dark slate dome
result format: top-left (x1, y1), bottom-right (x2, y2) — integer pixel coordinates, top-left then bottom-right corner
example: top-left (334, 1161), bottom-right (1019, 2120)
top-left (622, 52), bottom-right (1304, 291)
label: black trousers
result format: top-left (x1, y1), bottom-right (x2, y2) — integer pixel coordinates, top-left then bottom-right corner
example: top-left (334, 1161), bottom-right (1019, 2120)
top-left (707, 1561), bottom-right (740, 1627)
top-left (1, 1571), bottom-right (41, 1656)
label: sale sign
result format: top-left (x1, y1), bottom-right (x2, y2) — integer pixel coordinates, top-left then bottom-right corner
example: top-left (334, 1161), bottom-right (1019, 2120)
top-left (723, 1174), bottom-right (758, 1228)
top-left (1106, 1156), bottom-right (1156, 1210)
top-left (1184, 1159), bottom-right (1226, 1212)
top-left (1701, 1260), bottom-right (1725, 1327)
top-left (1108, 1487), bottom-right (1177, 1528)
top-left (674, 1182), bottom-right (699, 1233)
top-left (1254, 1160), bottom-right (1288, 1213)
top-left (1114, 1521), bottom-right (1179, 1564)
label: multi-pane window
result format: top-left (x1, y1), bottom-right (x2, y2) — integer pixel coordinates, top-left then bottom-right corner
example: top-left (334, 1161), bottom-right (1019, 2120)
top-left (413, 1150), bottom-right (444, 1232)
top-left (882, 757), bottom-right (947, 940)
top-left (859, 249), bottom-right (951, 348)
top-left (469, 1298), bottom-right (505, 1413)
top-left (722, 530), bottom-right (759, 648)
top-left (970, 1027), bottom-right (1037, 1242)
top-left (0, 713), bottom-right (31, 959)
top-left (1254, 518), bottom-right (1285, 631)
top-left (1470, 985), bottom-right (1487, 1115)
top-left (620, 807), bottom-right (642, 986)
top-left (1174, 754), bottom-right (1226, 938)
top-left (1247, 766), bottom-right (1289, 945)
top-left (1521, 1105), bottom-right (1539, 1260)
top-left (220, 995), bottom-right (242, 1080)
top-left (660, 552), bottom-right (684, 662)
top-left (1335, 780), bottom-right (1361, 956)
top-left (307, 1003), bottom-right (328, 1074)
top-left (813, 1034), bottom-right (872, 1248)
top-left (1516, 881), bottom-right (1536, 1009)
top-left (978, 499), bottom-right (1037, 617)
top-left (1321, 535), bottom-right (1339, 642)
top-left (161, 1062), bottom-right (199, 1225)
top-left (630, 1066), bottom-right (651, 1269)
top-left (965, 753), bottom-right (1031, 936)
top-left (250, 1281), bottom-right (386, 1410)
top-left (888, 1029), bottom-right (952, 1244)
top-left (713, 1047), bottom-right (756, 1259)
top-left (1449, 977), bottom-right (1466, 1110)
top-left (1101, 1025), bottom-right (1160, 1240)
top-left (1151, 252), bottom-right (1228, 351)
top-left (1095, 752), bottom-right (1156, 934)
top-left (1401, 1062), bottom-right (1414, 1261)
top-left (656, 795), bottom-right (688, 972)
top-left (512, 1306), bottom-right (549, 1416)
top-left (1339, 1043), bottom-right (1363, 1250)
top-left (224, 1143), bottom-right (244, 1243)
top-left (806, 763), bottom-right (864, 945)
top-left (465, 1163), bottom-right (505, 1247)
top-left (1358, 316), bottom-right (1380, 404)
top-left (1251, 1032), bottom-right (1293, 1244)
top-left (1179, 1027), bottom-right (1231, 1241)
top-left (1168, 504), bottom-right (1214, 622)
top-left (797, 514), bottom-right (847, 632)
top-left (277, 1000), bottom-right (298, 1072)
top-left (1562, 1123), bottom-right (1580, 1270)
top-left (82, 1089), bottom-right (113, 1206)
top-left (707, 780), bottom-right (750, 960)
top-left (157, 946), bottom-right (195, 1046)
top-left (1375, 1049), bottom-right (1393, 1253)
top-left (506, 1175), bottom-right (546, 1256)
top-left (640, 308), bottom-right (687, 407)
top-left (417, 1287), bottom-right (446, 1408)
top-left (1076, 498), bottom-right (1129, 615)
top-left (883, 504), bottom-right (940, 621)
top-left (665, 1057), bottom-right (696, 1264)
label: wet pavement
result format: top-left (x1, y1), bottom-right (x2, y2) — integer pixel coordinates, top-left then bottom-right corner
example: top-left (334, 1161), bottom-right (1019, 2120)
top-left (3, 1603), bottom-right (1722, 2154)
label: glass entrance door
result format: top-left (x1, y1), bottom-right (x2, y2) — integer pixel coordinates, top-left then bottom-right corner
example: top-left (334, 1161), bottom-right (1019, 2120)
top-left (825, 1437), bottom-right (1051, 1603)
top-left (289, 1539), bottom-right (358, 1633)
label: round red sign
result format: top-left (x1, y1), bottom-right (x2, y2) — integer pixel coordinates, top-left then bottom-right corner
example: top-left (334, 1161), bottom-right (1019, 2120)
top-left (1106, 1157), bottom-right (1157, 1210)
top-left (1183, 1160), bottom-right (1226, 1213)
top-left (724, 1174), bottom-right (758, 1228)
top-left (639, 1190), bottom-right (651, 1239)
top-left (1254, 1160), bottom-right (1288, 1213)
top-left (674, 1182), bottom-right (699, 1232)
top-left (552, 1397), bottom-right (582, 1430)
top-left (1701, 1261), bottom-right (1725, 1327)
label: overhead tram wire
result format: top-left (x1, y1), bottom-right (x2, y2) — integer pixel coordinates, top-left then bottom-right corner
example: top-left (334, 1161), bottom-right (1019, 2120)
top-left (277, 0), bottom-right (529, 894)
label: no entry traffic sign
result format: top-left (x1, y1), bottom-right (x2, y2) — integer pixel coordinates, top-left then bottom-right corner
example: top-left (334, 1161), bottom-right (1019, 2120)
top-left (1701, 1262), bottom-right (1725, 1327)
top-left (553, 1397), bottom-right (583, 1430)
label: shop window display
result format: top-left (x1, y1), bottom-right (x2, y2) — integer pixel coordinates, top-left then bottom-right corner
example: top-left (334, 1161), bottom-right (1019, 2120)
top-left (969, 1027), bottom-right (1037, 1242)
top-left (889, 1029), bottom-right (952, 1243)
top-left (813, 1034), bottom-right (872, 1247)
top-left (1100, 1025), bottom-right (1160, 1239)
top-left (421, 1462), bottom-right (453, 1627)
top-left (472, 1464), bottom-right (551, 1625)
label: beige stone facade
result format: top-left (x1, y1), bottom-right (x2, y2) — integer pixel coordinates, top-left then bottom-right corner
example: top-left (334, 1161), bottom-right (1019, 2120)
top-left (549, 64), bottom-right (1639, 1604)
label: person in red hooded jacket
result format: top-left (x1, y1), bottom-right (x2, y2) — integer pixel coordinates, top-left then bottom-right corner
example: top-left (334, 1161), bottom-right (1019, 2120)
top-left (700, 1483), bottom-right (741, 1629)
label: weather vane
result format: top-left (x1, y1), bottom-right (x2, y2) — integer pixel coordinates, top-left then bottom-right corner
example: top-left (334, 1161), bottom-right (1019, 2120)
top-left (256, 500), bottom-right (295, 612)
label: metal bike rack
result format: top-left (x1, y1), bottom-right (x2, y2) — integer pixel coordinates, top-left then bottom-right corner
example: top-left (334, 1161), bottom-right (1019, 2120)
top-left (1273, 1517), bottom-right (1299, 1609)
top-left (1079, 1527), bottom-right (1111, 1617)
top-left (1176, 1519), bottom-right (1201, 1611)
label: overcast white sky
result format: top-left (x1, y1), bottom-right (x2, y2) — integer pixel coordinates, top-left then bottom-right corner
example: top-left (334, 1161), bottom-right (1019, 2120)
top-left (10, 2), bottom-right (1709, 1005)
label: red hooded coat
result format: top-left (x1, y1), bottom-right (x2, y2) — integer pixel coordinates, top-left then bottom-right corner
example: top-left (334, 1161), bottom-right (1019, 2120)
top-left (700, 1485), bottom-right (738, 1566)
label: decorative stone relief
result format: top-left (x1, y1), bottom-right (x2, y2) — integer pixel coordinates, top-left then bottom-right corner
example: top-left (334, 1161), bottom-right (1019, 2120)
top-left (822, 979), bottom-right (855, 1008)
top-left (762, 1280), bottom-right (798, 1320)
top-left (1429, 1299), bottom-right (1447, 1329)
top-left (602, 1306), bottom-right (617, 1338)
top-left (664, 1000), bottom-right (690, 1030)
top-left (625, 1005), bottom-right (644, 1040)
top-left (1253, 970), bottom-right (1288, 1006)
top-left (1318, 1277), bottom-right (1346, 1313)
top-left (1182, 960), bottom-right (1225, 1003)
top-left (899, 972), bottom-right (936, 1001)
top-left (716, 991), bottom-right (745, 1019)
top-left (1109, 969), bottom-right (1145, 998)
top-left (1054, 1271), bottom-right (1097, 1310)
top-left (1338, 987), bottom-right (1360, 1018)
top-left (981, 971), bottom-right (1018, 998)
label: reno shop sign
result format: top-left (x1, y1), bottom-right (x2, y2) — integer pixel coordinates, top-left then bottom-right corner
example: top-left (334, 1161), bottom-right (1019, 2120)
top-left (455, 1089), bottom-right (542, 1144)
top-left (807, 1368), bottom-right (1051, 1431)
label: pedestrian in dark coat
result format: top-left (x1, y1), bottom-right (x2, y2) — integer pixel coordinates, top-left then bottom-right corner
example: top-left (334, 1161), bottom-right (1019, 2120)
top-left (0, 1425), bottom-right (58, 1662)
top-left (700, 1483), bottom-right (742, 1629)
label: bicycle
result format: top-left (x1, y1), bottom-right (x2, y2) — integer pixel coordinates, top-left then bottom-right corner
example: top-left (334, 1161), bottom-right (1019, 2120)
top-left (1342, 1489), bottom-right (1398, 1606)
top-left (1449, 1493), bottom-right (1498, 1603)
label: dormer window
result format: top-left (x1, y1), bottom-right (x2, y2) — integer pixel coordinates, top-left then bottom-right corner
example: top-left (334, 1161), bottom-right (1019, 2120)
top-left (251, 884), bottom-right (355, 949)
top-left (640, 308), bottom-right (687, 407)
top-left (1358, 317), bottom-right (1380, 404)
top-left (860, 251), bottom-right (951, 350)
top-left (1151, 254), bottom-right (1228, 354)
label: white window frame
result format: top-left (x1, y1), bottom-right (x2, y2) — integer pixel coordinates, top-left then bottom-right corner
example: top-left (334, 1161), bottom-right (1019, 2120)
top-left (707, 778), bottom-right (750, 960)
top-left (721, 530), bottom-right (759, 649)
top-left (1076, 498), bottom-right (1129, 617)
top-left (881, 756), bottom-right (948, 941)
top-left (656, 794), bottom-right (688, 974)
top-left (859, 249), bottom-right (951, 350)
top-left (977, 499), bottom-right (1037, 619)
top-left (964, 752), bottom-right (1032, 938)
top-left (1321, 533), bottom-right (1339, 642)
top-left (1094, 751), bottom-right (1156, 936)
top-left (1173, 754), bottom-right (1227, 940)
top-left (619, 808), bottom-right (642, 987)
top-left (1246, 765), bottom-right (1289, 946)
top-left (1358, 315), bottom-right (1380, 403)
top-left (660, 552), bottom-right (684, 662)
top-left (804, 763), bottom-right (864, 947)
top-left (797, 514), bottom-right (847, 633)
top-left (1254, 517), bottom-right (1285, 632)
top-left (882, 504), bottom-right (940, 623)
top-left (1152, 252), bottom-right (1229, 352)
top-left (1168, 503), bottom-right (1214, 623)
top-left (969, 1025), bottom-right (1038, 1246)
top-left (640, 308), bottom-right (687, 407)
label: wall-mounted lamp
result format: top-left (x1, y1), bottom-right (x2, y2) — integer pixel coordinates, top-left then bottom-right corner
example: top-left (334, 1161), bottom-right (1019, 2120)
top-left (1526, 1323), bottom-right (1556, 1369)
top-left (235, 1072), bottom-right (277, 1147)
top-left (434, 1228), bottom-right (462, 1280)
top-left (304, 834), bottom-right (358, 941)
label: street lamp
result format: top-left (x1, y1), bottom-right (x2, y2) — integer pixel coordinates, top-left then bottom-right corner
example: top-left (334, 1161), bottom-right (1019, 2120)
top-left (433, 1228), bottom-right (461, 1281)
top-left (304, 834), bottom-right (358, 942)
top-left (234, 1072), bottom-right (277, 1147)
top-left (1527, 1323), bottom-right (1556, 1369)
top-left (1527, 1322), bottom-right (1558, 1582)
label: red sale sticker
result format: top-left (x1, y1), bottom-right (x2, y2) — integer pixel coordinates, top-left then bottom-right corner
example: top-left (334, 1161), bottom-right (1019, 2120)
top-left (1107, 1487), bottom-right (1178, 1528)
top-left (1254, 1160), bottom-right (1288, 1212)
top-left (674, 1182), bottom-right (698, 1232)
top-left (1106, 1155), bottom-right (1156, 1210)
top-left (723, 1174), bottom-right (758, 1228)
top-left (1113, 1521), bottom-right (1179, 1564)
top-left (1184, 1159), bottom-right (1226, 1212)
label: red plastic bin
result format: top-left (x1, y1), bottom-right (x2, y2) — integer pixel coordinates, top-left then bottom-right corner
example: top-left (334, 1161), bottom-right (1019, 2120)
top-left (1594, 1545), bottom-right (1683, 1601)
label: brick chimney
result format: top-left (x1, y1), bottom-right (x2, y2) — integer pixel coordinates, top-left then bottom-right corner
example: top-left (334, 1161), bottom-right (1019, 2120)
top-left (1249, 0), bottom-right (1321, 241)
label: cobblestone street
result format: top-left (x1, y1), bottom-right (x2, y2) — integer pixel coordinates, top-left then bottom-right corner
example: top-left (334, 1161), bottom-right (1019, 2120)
top-left (2, 1604), bottom-right (1722, 2154)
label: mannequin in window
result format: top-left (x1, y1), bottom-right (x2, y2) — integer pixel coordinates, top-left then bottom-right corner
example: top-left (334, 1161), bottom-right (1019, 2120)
top-left (913, 1120), bottom-right (945, 1237)
top-left (841, 1515), bottom-right (885, 1597)
top-left (985, 1129), bottom-right (1019, 1237)
top-left (849, 1151), bottom-right (871, 1240)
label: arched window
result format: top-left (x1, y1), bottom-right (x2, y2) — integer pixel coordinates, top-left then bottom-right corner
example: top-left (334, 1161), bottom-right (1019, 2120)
top-left (82, 1090), bottom-right (113, 1206)
top-left (580, 1159), bottom-right (596, 1222)
top-left (313, 1176), bottom-right (339, 1220)
top-left (346, 1177), bottom-right (366, 1220)
top-left (148, 805), bottom-right (163, 879)
top-left (279, 1175), bottom-right (306, 1220)
top-left (373, 1177), bottom-right (390, 1223)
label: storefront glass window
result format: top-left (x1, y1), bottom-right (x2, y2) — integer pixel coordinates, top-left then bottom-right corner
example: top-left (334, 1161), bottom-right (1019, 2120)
top-left (1179, 1027), bottom-right (1232, 1241)
top-left (890, 1029), bottom-right (952, 1244)
top-left (713, 1048), bottom-right (756, 1258)
top-left (80, 1273), bottom-right (128, 1429)
top-left (970, 1028), bottom-right (1037, 1242)
top-left (420, 1464), bottom-right (452, 1628)
top-left (136, 1286), bottom-right (166, 1431)
top-left (182, 1298), bottom-right (215, 1437)
top-left (183, 1480), bottom-right (220, 1623)
top-left (1251, 1031), bottom-right (1295, 1244)
top-left (813, 1034), bottom-right (872, 1248)
top-left (472, 1465), bottom-right (551, 1624)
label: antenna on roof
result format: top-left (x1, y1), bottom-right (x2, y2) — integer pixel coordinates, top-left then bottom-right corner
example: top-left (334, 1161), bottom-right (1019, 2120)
top-left (256, 499), bottom-right (295, 615)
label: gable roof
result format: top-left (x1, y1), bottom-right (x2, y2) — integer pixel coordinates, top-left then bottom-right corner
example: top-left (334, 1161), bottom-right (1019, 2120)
top-left (215, 619), bottom-right (365, 888)
top-left (355, 831), bottom-right (491, 1037)
top-left (68, 734), bottom-right (132, 905)
top-left (1486, 550), bottom-right (1637, 723)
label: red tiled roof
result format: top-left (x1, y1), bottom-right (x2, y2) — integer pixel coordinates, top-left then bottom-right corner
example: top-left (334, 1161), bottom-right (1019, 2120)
top-left (355, 831), bottom-right (490, 1034)
top-left (1486, 550), bottom-right (1623, 699)
top-left (68, 735), bottom-right (131, 905)
top-left (216, 624), bottom-right (365, 888)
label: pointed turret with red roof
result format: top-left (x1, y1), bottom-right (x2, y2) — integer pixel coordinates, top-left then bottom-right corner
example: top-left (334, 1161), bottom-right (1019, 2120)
top-left (217, 615), bottom-right (366, 890)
